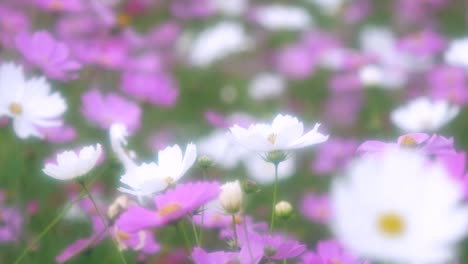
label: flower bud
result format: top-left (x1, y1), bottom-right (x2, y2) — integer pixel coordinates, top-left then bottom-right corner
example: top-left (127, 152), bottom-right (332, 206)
top-left (219, 180), bottom-right (243, 214)
top-left (265, 150), bottom-right (287, 164)
top-left (242, 179), bottom-right (260, 194)
top-left (197, 155), bottom-right (214, 169)
top-left (275, 201), bottom-right (293, 220)
top-left (107, 195), bottom-right (132, 220)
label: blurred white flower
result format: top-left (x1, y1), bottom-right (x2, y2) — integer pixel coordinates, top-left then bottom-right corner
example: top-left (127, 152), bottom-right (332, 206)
top-left (391, 97), bottom-right (459, 132)
top-left (254, 5), bottom-right (313, 31)
top-left (211, 0), bottom-right (248, 16)
top-left (43, 144), bottom-right (102, 180)
top-left (0, 62), bottom-right (66, 139)
top-left (230, 114), bottom-right (328, 152)
top-left (197, 130), bottom-right (247, 169)
top-left (358, 65), bottom-right (404, 90)
top-left (248, 72), bottom-right (285, 101)
top-left (219, 180), bottom-right (243, 214)
top-left (331, 149), bottom-right (468, 263)
top-left (188, 22), bottom-right (252, 66)
top-left (243, 153), bottom-right (296, 184)
top-left (444, 37), bottom-right (468, 68)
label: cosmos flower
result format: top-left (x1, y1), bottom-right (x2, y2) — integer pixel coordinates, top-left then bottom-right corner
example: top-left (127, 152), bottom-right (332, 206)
top-left (300, 192), bottom-right (331, 225)
top-left (81, 89), bottom-right (141, 133)
top-left (391, 97), bottom-right (459, 132)
top-left (248, 72), bottom-right (285, 101)
top-left (331, 148), bottom-right (468, 263)
top-left (15, 31), bottom-right (81, 80)
top-left (253, 4), bottom-right (313, 31)
top-left (116, 182), bottom-right (220, 232)
top-left (230, 114), bottom-right (328, 153)
top-left (0, 192), bottom-right (23, 243)
top-left (43, 144), bottom-right (102, 180)
top-left (444, 37), bottom-right (468, 69)
top-left (0, 62), bottom-right (66, 139)
top-left (219, 180), bottom-right (243, 214)
top-left (301, 240), bottom-right (361, 264)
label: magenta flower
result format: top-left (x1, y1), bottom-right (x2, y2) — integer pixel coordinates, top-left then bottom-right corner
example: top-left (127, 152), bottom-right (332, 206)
top-left (121, 71), bottom-right (179, 107)
top-left (170, 0), bottom-right (215, 19)
top-left (312, 139), bottom-right (358, 175)
top-left (116, 182), bottom-right (220, 233)
top-left (275, 44), bottom-right (316, 79)
top-left (56, 216), bottom-right (159, 262)
top-left (192, 248), bottom-right (239, 264)
top-left (39, 125), bottom-right (76, 144)
top-left (0, 6), bottom-right (29, 48)
top-left (301, 240), bottom-right (361, 264)
top-left (398, 30), bottom-right (446, 57)
top-left (0, 197), bottom-right (23, 244)
top-left (300, 192), bottom-right (331, 225)
top-left (15, 31), bottom-right (81, 80)
top-left (253, 233), bottom-right (307, 261)
top-left (81, 89), bottom-right (141, 133)
top-left (428, 66), bottom-right (468, 105)
top-left (34, 0), bottom-right (84, 13)
top-left (73, 39), bottom-right (128, 70)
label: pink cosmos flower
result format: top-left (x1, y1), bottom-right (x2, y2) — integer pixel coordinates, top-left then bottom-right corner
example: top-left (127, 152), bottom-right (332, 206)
top-left (275, 44), bottom-right (316, 79)
top-left (251, 233), bottom-right (307, 261)
top-left (116, 182), bottom-right (220, 233)
top-left (81, 89), bottom-right (141, 133)
top-left (121, 71), bottom-right (179, 107)
top-left (39, 125), bottom-right (76, 144)
top-left (56, 216), bottom-right (159, 262)
top-left (73, 39), bottom-right (128, 70)
top-left (428, 66), bottom-right (468, 105)
top-left (147, 21), bottom-right (181, 48)
top-left (170, 0), bottom-right (215, 19)
top-left (312, 139), bottom-right (358, 175)
top-left (0, 193), bottom-right (23, 243)
top-left (300, 193), bottom-right (331, 224)
top-left (192, 248), bottom-right (240, 264)
top-left (0, 6), bottom-right (29, 48)
top-left (398, 30), bottom-right (446, 57)
top-left (34, 0), bottom-right (84, 13)
top-left (301, 240), bottom-right (361, 264)
top-left (15, 31), bottom-right (81, 80)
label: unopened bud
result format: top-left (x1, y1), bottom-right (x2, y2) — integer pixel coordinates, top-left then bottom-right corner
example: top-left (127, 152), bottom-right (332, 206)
top-left (265, 150), bottom-right (287, 165)
top-left (197, 155), bottom-right (214, 169)
top-left (275, 201), bottom-right (293, 220)
top-left (219, 180), bottom-right (243, 214)
top-left (107, 195), bottom-right (132, 220)
top-left (242, 179), bottom-right (260, 194)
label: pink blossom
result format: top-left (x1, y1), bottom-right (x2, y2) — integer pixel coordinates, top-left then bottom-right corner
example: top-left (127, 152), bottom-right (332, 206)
top-left (34, 0), bottom-right (84, 13)
top-left (300, 193), bottom-right (331, 224)
top-left (0, 6), bottom-right (29, 48)
top-left (39, 125), bottom-right (76, 144)
top-left (312, 139), bottom-right (358, 175)
top-left (398, 30), bottom-right (446, 56)
top-left (275, 44), bottom-right (317, 80)
top-left (81, 89), bottom-right (141, 133)
top-left (15, 31), bottom-right (81, 80)
top-left (301, 240), bottom-right (362, 264)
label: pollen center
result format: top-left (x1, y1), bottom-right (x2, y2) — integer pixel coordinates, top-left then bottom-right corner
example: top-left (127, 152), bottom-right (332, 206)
top-left (165, 177), bottom-right (174, 185)
top-left (400, 136), bottom-right (417, 147)
top-left (117, 13), bottom-right (131, 27)
top-left (159, 203), bottom-right (182, 216)
top-left (116, 230), bottom-right (130, 240)
top-left (377, 212), bottom-right (405, 237)
top-left (9, 103), bottom-right (23, 115)
top-left (267, 133), bottom-right (277, 144)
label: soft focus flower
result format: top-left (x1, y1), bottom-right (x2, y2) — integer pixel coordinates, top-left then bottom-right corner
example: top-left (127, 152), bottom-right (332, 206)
top-left (300, 192), bottom-right (331, 225)
top-left (331, 149), bottom-right (468, 263)
top-left (186, 21), bottom-right (252, 66)
top-left (248, 72), bottom-right (285, 101)
top-left (312, 139), bottom-right (357, 175)
top-left (230, 114), bottom-right (328, 152)
top-left (251, 233), bottom-right (307, 261)
top-left (219, 180), bottom-right (243, 214)
top-left (0, 63), bottom-right (66, 139)
top-left (301, 240), bottom-right (360, 264)
top-left (39, 125), bottom-right (76, 144)
top-left (116, 182), bottom-right (220, 232)
top-left (444, 37), bottom-right (468, 68)
top-left (192, 248), bottom-right (240, 264)
top-left (391, 97), bottom-right (459, 132)
top-left (0, 193), bottom-right (23, 243)
top-left (197, 130), bottom-right (247, 169)
top-left (34, 0), bottom-right (84, 13)
top-left (253, 5), bottom-right (313, 31)
top-left (81, 89), bottom-right (141, 132)
top-left (275, 201), bottom-right (293, 220)
top-left (43, 144), bottom-right (102, 180)
top-left (15, 31), bottom-right (81, 80)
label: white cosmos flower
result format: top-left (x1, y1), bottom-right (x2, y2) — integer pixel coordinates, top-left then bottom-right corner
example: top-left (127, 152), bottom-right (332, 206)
top-left (188, 22), bottom-right (252, 67)
top-left (444, 37), bottom-right (468, 68)
top-left (0, 62), bottom-right (66, 139)
top-left (230, 114), bottom-right (328, 152)
top-left (243, 153), bottom-right (296, 184)
top-left (43, 144), bottom-right (102, 180)
top-left (110, 123), bottom-right (197, 196)
top-left (248, 72), bottom-right (285, 101)
top-left (254, 5), bottom-right (312, 31)
top-left (197, 130), bottom-right (247, 169)
top-left (331, 149), bottom-right (468, 263)
top-left (391, 97), bottom-right (459, 132)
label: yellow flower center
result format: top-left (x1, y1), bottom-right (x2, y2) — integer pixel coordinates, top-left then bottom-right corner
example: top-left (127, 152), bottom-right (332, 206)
top-left (400, 136), bottom-right (417, 147)
top-left (116, 230), bottom-right (130, 240)
top-left (233, 215), bottom-right (242, 225)
top-left (331, 259), bottom-right (342, 264)
top-left (50, 0), bottom-right (63, 10)
top-left (9, 103), bottom-right (22, 115)
top-left (158, 203), bottom-right (182, 216)
top-left (377, 212), bottom-right (405, 237)
top-left (165, 177), bottom-right (174, 185)
top-left (267, 133), bottom-right (277, 144)
top-left (117, 13), bottom-right (132, 27)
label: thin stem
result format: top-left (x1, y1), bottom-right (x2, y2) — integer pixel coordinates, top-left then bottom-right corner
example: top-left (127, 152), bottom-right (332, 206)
top-left (191, 217), bottom-right (200, 246)
top-left (269, 163), bottom-right (279, 233)
top-left (242, 215), bottom-right (254, 263)
top-left (14, 192), bottom-right (86, 264)
top-left (176, 221), bottom-right (191, 251)
top-left (80, 182), bottom-right (127, 264)
top-left (232, 215), bottom-right (239, 248)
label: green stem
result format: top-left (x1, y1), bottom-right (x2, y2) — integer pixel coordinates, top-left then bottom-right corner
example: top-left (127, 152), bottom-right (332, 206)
top-left (232, 215), bottom-right (239, 248)
top-left (176, 221), bottom-right (191, 251)
top-left (191, 217), bottom-right (200, 246)
top-left (242, 215), bottom-right (254, 263)
top-left (14, 192), bottom-right (86, 264)
top-left (79, 181), bottom-right (128, 264)
top-left (269, 163), bottom-right (279, 233)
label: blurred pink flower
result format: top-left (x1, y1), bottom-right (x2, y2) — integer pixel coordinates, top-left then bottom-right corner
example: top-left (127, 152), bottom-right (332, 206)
top-left (34, 0), bottom-right (84, 13)
top-left (15, 31), bottom-right (81, 80)
top-left (39, 125), bottom-right (76, 144)
top-left (170, 0), bottom-right (215, 19)
top-left (275, 44), bottom-right (316, 79)
top-left (312, 139), bottom-right (358, 175)
top-left (300, 192), bottom-right (331, 224)
top-left (81, 89), bottom-right (141, 133)
top-left (0, 6), bottom-right (29, 48)
top-left (301, 240), bottom-right (361, 264)
top-left (398, 30), bottom-right (446, 56)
